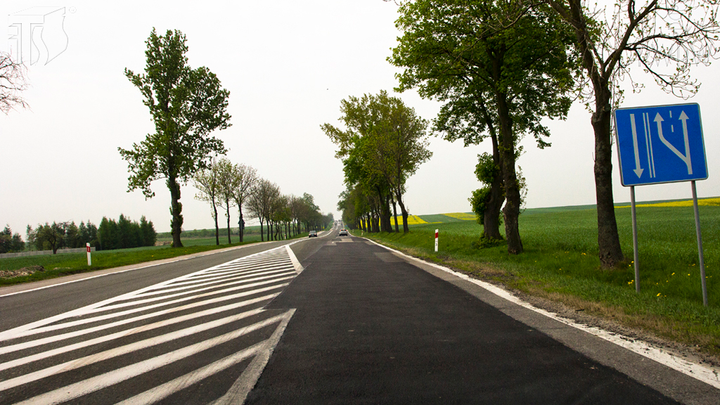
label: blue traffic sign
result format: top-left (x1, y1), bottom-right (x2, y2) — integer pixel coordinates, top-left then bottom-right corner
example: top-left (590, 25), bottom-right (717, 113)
top-left (614, 103), bottom-right (708, 186)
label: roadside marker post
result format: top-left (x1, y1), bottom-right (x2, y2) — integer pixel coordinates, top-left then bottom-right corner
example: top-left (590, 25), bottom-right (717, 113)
top-left (435, 229), bottom-right (439, 252)
top-left (614, 103), bottom-right (709, 305)
top-left (86, 243), bottom-right (92, 267)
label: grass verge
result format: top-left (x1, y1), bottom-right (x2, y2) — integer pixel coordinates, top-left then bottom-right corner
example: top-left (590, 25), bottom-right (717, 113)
top-left (359, 203), bottom-right (720, 361)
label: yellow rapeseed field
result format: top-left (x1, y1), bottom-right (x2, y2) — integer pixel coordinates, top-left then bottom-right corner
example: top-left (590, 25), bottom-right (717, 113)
top-left (392, 215), bottom-right (428, 225)
top-left (632, 197), bottom-right (720, 208)
top-left (444, 212), bottom-right (476, 220)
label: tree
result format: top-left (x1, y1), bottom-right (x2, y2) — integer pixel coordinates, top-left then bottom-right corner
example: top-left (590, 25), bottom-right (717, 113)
top-left (64, 221), bottom-right (81, 248)
top-left (140, 216), bottom-right (157, 247)
top-left (390, 0), bottom-right (577, 253)
top-left (470, 153), bottom-right (502, 236)
top-left (34, 222), bottom-right (66, 254)
top-left (247, 179), bottom-right (280, 242)
top-left (0, 226), bottom-right (24, 253)
top-left (214, 158), bottom-right (237, 244)
top-left (545, 0), bottom-right (720, 267)
top-left (230, 163), bottom-right (258, 242)
top-left (365, 91), bottom-right (432, 233)
top-left (0, 53), bottom-right (28, 114)
top-left (323, 91), bottom-right (430, 233)
top-left (78, 221), bottom-right (100, 248)
top-left (119, 28), bottom-right (232, 248)
top-left (194, 164), bottom-right (222, 246)
top-left (98, 217), bottom-right (119, 251)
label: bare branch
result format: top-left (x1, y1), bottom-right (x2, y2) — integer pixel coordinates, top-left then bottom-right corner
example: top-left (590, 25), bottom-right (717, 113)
top-left (0, 53), bottom-right (29, 114)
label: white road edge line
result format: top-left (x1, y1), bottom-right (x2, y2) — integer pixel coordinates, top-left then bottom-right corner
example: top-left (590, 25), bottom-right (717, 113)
top-left (210, 309), bottom-right (296, 405)
top-left (365, 238), bottom-right (720, 390)
top-left (286, 245), bottom-right (304, 273)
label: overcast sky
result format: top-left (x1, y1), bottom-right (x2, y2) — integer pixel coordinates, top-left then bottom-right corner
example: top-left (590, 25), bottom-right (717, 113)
top-left (1, 0), bottom-right (719, 236)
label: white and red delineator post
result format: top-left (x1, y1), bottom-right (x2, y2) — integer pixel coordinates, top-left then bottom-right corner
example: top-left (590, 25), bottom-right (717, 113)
top-left (86, 243), bottom-right (92, 266)
top-left (434, 229), bottom-right (438, 252)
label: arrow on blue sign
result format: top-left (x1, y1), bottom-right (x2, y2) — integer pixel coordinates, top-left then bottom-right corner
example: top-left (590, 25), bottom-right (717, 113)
top-left (614, 103), bottom-right (708, 186)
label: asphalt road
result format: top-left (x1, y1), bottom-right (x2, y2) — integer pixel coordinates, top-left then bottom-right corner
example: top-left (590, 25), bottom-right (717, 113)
top-left (1, 228), bottom-right (718, 404)
top-left (245, 233), bottom-right (718, 404)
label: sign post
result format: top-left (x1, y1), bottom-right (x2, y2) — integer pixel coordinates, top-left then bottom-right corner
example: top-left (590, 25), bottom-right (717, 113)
top-left (614, 103), bottom-right (708, 305)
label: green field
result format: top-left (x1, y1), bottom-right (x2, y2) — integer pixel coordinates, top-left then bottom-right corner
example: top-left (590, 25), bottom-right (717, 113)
top-left (361, 201), bottom-right (720, 358)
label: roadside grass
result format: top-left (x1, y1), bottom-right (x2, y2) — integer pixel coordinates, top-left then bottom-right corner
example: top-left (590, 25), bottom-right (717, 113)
top-left (0, 232), bottom-right (278, 287)
top-left (155, 234), bottom-right (263, 246)
top-left (360, 202), bottom-right (720, 358)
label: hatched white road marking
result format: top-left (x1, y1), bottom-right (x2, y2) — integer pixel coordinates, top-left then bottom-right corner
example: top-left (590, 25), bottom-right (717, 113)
top-left (0, 245), bottom-right (302, 404)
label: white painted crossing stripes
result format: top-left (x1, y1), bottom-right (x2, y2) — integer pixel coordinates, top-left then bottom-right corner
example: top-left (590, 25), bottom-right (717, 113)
top-left (0, 245), bottom-right (301, 404)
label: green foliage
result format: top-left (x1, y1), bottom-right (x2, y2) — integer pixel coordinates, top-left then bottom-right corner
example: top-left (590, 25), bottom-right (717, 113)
top-left (119, 28), bottom-right (232, 248)
top-left (33, 223), bottom-right (66, 254)
top-left (474, 153), bottom-right (498, 184)
top-left (390, 0), bottom-right (579, 253)
top-left (0, 226), bottom-right (24, 253)
top-left (324, 90), bottom-right (431, 233)
top-left (98, 214), bottom-right (157, 251)
top-left (469, 188), bottom-right (492, 224)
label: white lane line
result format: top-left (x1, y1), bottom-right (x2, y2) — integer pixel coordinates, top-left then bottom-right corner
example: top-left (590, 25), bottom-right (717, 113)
top-left (211, 309), bottom-right (296, 405)
top-left (0, 282), bottom-right (289, 344)
top-left (286, 245), bottom-right (304, 273)
top-left (127, 269), bottom-right (294, 299)
top-left (0, 307), bottom-right (265, 391)
top-left (1, 245), bottom-right (295, 336)
top-left (368, 239), bottom-right (720, 390)
top-left (172, 256), bottom-right (291, 279)
top-left (0, 293), bottom-right (279, 372)
top-left (4, 311), bottom-right (285, 396)
top-left (119, 310), bottom-right (295, 405)
top-left (156, 264), bottom-right (293, 289)
top-left (115, 342), bottom-right (265, 405)
top-left (92, 275), bottom-right (295, 313)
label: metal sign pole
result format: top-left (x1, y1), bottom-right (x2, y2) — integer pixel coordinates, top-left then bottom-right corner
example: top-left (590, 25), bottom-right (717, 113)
top-left (630, 186), bottom-right (640, 293)
top-left (691, 181), bottom-right (708, 306)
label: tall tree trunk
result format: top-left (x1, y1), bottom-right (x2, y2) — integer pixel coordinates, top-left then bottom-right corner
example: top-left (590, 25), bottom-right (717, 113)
top-left (478, 99), bottom-right (504, 240)
top-left (167, 175), bottom-right (184, 248)
top-left (225, 199), bottom-right (232, 245)
top-left (237, 209), bottom-right (245, 243)
top-left (395, 191), bottom-right (410, 233)
top-left (592, 83), bottom-right (624, 267)
top-left (496, 93), bottom-right (523, 254)
top-left (392, 197), bottom-right (399, 232)
top-left (562, 0), bottom-right (623, 267)
top-left (259, 220), bottom-right (264, 242)
top-left (212, 201), bottom-right (219, 246)
top-left (484, 135), bottom-right (505, 240)
top-left (378, 190), bottom-right (392, 233)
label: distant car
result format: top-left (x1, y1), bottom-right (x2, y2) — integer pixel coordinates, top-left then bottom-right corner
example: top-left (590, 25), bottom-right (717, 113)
top-left (309, 230), bottom-right (317, 237)
top-left (339, 229), bottom-right (348, 236)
